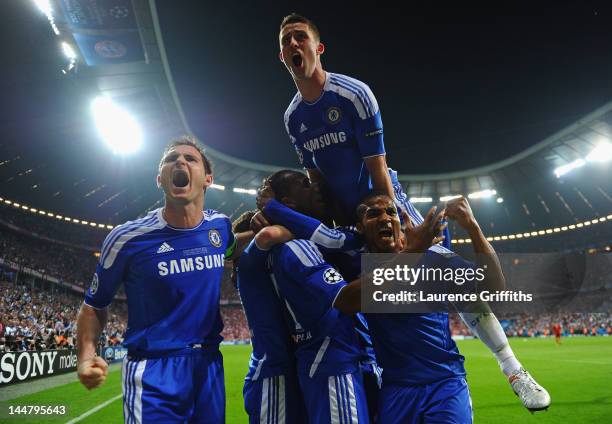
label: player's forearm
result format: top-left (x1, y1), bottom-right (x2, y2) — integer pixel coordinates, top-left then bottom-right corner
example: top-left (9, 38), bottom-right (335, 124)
top-left (76, 304), bottom-right (107, 363)
top-left (333, 279), bottom-right (362, 315)
top-left (466, 223), bottom-right (505, 291)
top-left (365, 155), bottom-right (395, 200)
top-left (255, 225), bottom-right (294, 250)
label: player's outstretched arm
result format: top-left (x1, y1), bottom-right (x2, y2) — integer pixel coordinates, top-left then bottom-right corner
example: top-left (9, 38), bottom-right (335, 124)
top-left (76, 304), bottom-right (109, 390)
top-left (255, 225), bottom-right (294, 250)
top-left (445, 197), bottom-right (505, 291)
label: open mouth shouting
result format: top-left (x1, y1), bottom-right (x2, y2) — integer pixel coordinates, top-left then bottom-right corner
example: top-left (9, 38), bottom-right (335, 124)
top-left (378, 222), bottom-right (395, 242)
top-left (172, 169), bottom-right (189, 188)
top-left (292, 52), bottom-right (303, 68)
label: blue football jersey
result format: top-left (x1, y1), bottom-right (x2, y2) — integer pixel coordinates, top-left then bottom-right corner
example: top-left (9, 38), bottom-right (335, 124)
top-left (237, 240), bottom-right (294, 380)
top-left (270, 239), bottom-right (362, 378)
top-left (263, 200), bottom-right (377, 366)
top-left (85, 208), bottom-right (236, 357)
top-left (285, 72), bottom-right (385, 218)
top-left (365, 246), bottom-right (477, 385)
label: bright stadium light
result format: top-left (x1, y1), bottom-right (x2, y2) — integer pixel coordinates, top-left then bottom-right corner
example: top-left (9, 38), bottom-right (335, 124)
top-left (409, 197), bottom-right (432, 203)
top-left (91, 96), bottom-right (143, 155)
top-left (33, 0), bottom-right (52, 17)
top-left (61, 42), bottom-right (77, 60)
top-left (210, 184), bottom-right (226, 190)
top-left (586, 142), bottom-right (612, 162)
top-left (32, 0), bottom-right (60, 35)
top-left (440, 194), bottom-right (462, 202)
top-left (496, 197), bottom-right (504, 203)
top-left (554, 159), bottom-right (585, 178)
top-left (468, 189), bottom-right (497, 199)
top-left (233, 187), bottom-right (257, 195)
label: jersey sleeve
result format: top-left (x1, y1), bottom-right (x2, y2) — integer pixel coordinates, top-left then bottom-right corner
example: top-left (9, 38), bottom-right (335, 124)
top-left (264, 199), bottom-right (364, 252)
top-left (352, 84), bottom-right (385, 159)
top-left (424, 246), bottom-right (482, 294)
top-left (275, 240), bottom-right (348, 310)
top-left (84, 232), bottom-right (129, 309)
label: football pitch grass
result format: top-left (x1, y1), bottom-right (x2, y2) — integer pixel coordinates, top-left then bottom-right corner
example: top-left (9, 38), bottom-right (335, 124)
top-left (1, 337), bottom-right (611, 423)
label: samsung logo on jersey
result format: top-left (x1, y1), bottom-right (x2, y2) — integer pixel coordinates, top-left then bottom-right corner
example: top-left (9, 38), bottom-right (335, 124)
top-left (304, 131), bottom-right (346, 152)
top-left (157, 254), bottom-right (224, 276)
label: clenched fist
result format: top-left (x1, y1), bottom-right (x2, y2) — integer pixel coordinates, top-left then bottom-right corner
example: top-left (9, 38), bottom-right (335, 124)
top-left (445, 196), bottom-right (477, 230)
top-left (77, 356), bottom-right (109, 390)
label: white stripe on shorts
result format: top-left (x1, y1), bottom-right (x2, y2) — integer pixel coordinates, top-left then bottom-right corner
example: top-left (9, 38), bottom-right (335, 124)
top-left (328, 376), bottom-right (341, 424)
top-left (122, 357), bottom-right (146, 424)
top-left (345, 374), bottom-right (358, 423)
top-left (260, 377), bottom-right (269, 424)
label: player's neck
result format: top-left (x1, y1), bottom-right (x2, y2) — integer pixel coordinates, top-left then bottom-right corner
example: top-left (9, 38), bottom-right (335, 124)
top-left (162, 201), bottom-right (204, 229)
top-left (296, 68), bottom-right (326, 103)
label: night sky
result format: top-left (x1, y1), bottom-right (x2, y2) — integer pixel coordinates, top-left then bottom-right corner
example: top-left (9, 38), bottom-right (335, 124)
top-left (158, 2), bottom-right (612, 174)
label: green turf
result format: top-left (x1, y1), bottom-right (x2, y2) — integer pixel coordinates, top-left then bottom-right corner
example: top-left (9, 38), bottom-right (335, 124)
top-left (2, 338), bottom-right (611, 423)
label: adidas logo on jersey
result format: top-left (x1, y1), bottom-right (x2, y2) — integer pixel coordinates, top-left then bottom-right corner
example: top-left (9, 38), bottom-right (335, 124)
top-left (299, 123), bottom-right (308, 133)
top-left (157, 242), bottom-right (174, 253)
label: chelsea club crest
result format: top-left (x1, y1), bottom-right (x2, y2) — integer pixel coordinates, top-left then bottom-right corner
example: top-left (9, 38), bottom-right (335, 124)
top-left (208, 229), bottom-right (222, 247)
top-left (326, 107), bottom-right (342, 124)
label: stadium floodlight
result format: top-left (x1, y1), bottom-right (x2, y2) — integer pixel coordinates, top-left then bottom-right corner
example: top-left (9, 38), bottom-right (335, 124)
top-left (13, 202), bottom-right (20, 207)
top-left (32, 0), bottom-right (60, 35)
top-left (61, 42), bottom-right (77, 60)
top-left (440, 194), bottom-right (462, 202)
top-left (496, 197), bottom-right (504, 203)
top-left (33, 0), bottom-right (52, 16)
top-left (91, 96), bottom-right (143, 155)
top-left (210, 184), bottom-right (226, 190)
top-left (468, 189), bottom-right (497, 199)
top-left (21, 205), bottom-right (29, 210)
top-left (233, 187), bottom-right (257, 195)
top-left (586, 142), bottom-right (612, 162)
top-left (409, 197), bottom-right (433, 203)
top-left (554, 159), bottom-right (585, 178)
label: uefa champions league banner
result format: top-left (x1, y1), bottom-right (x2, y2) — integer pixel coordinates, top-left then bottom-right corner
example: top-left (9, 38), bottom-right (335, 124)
top-left (0, 350), bottom-right (77, 386)
top-left (59, 0), bottom-right (145, 66)
top-left (99, 345), bottom-right (128, 363)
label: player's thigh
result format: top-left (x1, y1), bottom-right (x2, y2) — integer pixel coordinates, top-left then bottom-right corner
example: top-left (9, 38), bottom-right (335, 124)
top-left (299, 372), bottom-right (370, 424)
top-left (377, 383), bottom-right (422, 424)
top-left (123, 355), bottom-right (194, 424)
top-left (192, 350), bottom-right (225, 424)
top-left (244, 373), bottom-right (307, 424)
top-left (423, 377), bottom-right (472, 424)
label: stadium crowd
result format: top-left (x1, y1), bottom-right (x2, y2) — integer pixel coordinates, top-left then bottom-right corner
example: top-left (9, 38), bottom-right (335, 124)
top-left (448, 312), bottom-right (612, 337)
top-left (0, 281), bottom-right (126, 353)
top-left (0, 226), bottom-right (97, 289)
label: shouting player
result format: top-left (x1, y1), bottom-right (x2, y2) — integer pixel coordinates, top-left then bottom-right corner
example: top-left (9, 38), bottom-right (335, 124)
top-left (278, 12), bottom-right (550, 411)
top-left (76, 137), bottom-right (247, 423)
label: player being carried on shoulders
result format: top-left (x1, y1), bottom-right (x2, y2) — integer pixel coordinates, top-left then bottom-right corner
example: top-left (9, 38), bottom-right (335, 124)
top-left (276, 12), bottom-right (550, 412)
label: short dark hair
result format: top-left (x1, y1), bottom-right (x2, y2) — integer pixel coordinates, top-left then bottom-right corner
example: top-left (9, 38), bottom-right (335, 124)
top-left (356, 191), bottom-right (394, 221)
top-left (259, 169), bottom-right (304, 206)
top-left (232, 210), bottom-right (257, 234)
top-left (280, 13), bottom-right (320, 42)
top-left (159, 135), bottom-right (212, 175)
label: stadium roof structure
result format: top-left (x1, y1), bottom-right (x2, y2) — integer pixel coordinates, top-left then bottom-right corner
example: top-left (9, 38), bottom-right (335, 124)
top-left (1, 0), bottom-right (611, 241)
